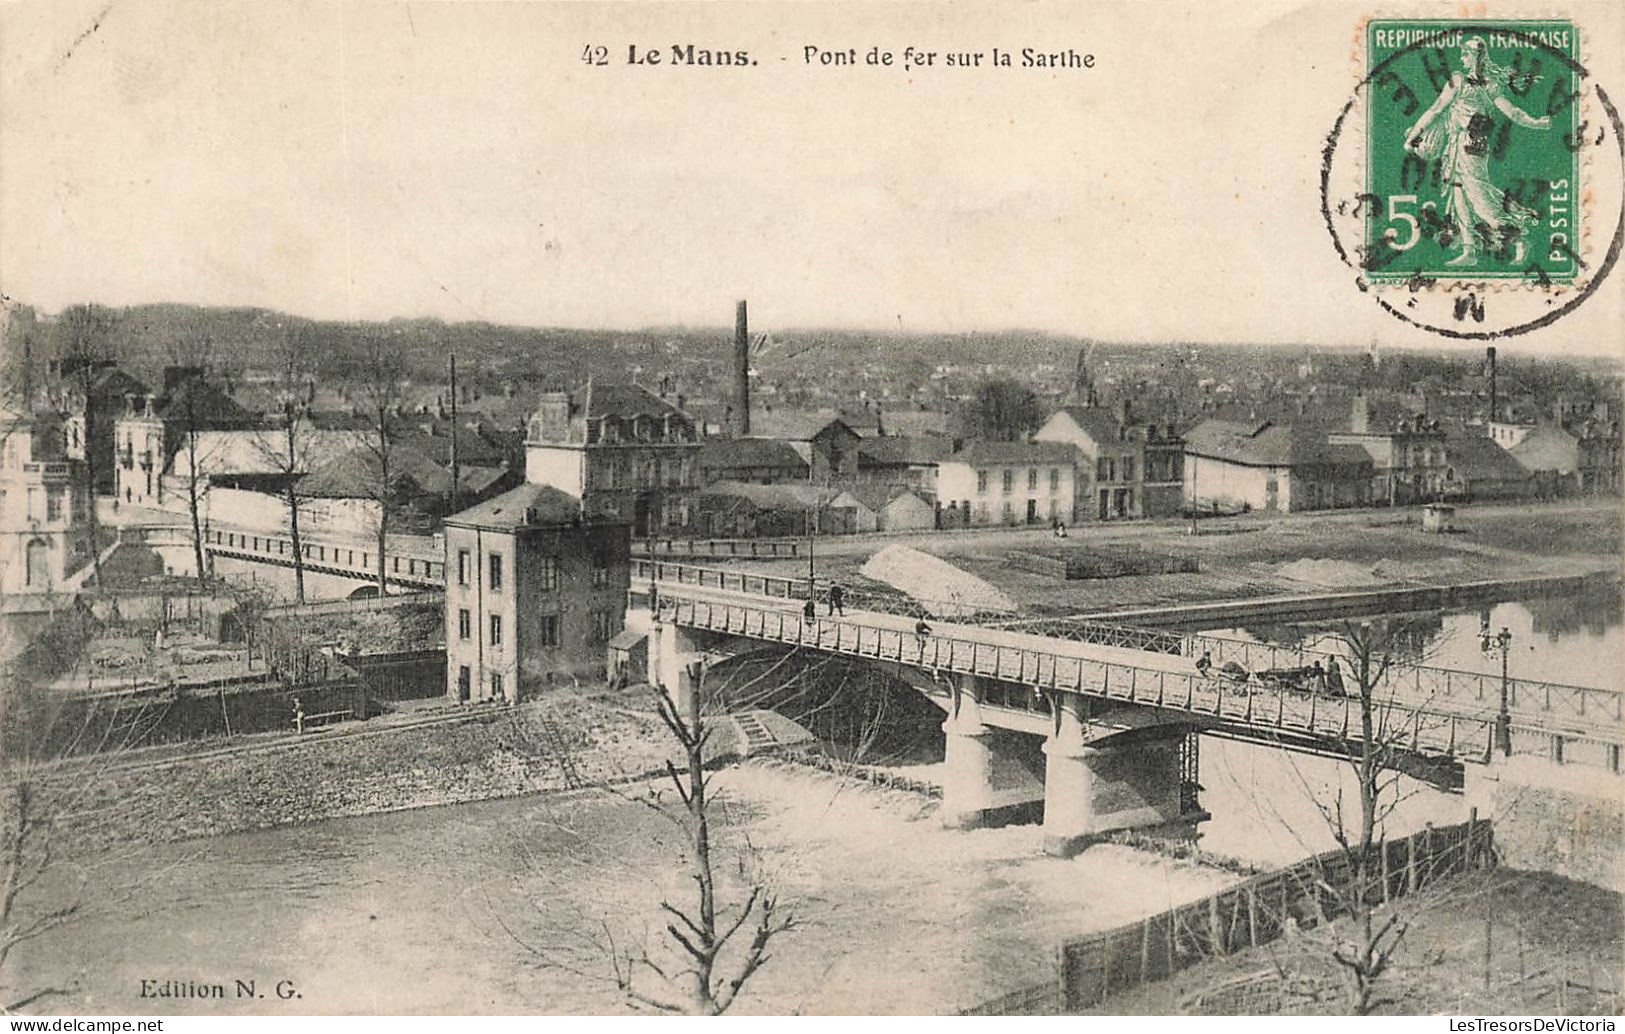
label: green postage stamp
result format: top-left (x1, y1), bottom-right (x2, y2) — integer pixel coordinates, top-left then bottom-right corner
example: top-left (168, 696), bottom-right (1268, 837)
top-left (1364, 19), bottom-right (1581, 283)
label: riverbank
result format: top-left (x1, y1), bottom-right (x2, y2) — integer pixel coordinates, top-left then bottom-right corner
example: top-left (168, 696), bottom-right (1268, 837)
top-left (11, 760), bottom-right (1242, 1015)
top-left (742, 499), bottom-right (1621, 617)
top-left (1088, 867), bottom-right (1623, 1015)
top-left (39, 689), bottom-right (676, 855)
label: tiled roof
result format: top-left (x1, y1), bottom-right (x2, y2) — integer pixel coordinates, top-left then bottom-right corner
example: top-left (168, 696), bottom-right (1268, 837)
top-left (1184, 419), bottom-right (1370, 469)
top-left (747, 409), bottom-right (858, 442)
top-left (858, 434), bottom-right (955, 466)
top-left (443, 483), bottom-right (583, 529)
top-left (1051, 405), bottom-right (1127, 445)
top-left (697, 480), bottom-right (840, 509)
top-left (696, 437), bottom-right (810, 471)
top-left (585, 383), bottom-right (690, 422)
top-left (948, 440), bottom-right (1077, 466)
top-left (1444, 433), bottom-right (1529, 482)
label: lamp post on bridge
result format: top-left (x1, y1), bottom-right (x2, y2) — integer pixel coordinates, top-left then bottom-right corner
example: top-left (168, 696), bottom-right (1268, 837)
top-left (1480, 623), bottom-right (1513, 757)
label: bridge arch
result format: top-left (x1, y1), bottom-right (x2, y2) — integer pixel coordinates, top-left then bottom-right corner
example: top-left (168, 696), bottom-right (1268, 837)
top-left (347, 584), bottom-right (382, 600)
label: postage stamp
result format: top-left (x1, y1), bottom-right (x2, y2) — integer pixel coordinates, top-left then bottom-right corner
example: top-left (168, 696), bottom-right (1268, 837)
top-left (1322, 11), bottom-right (1623, 339)
top-left (1363, 19), bottom-right (1581, 284)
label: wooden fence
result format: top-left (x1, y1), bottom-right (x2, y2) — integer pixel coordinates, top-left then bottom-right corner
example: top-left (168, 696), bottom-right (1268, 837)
top-left (959, 817), bottom-right (1494, 1015)
top-left (1055, 818), bottom-right (1494, 1011)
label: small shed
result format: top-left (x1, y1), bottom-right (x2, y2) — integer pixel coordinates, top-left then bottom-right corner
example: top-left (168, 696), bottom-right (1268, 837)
top-left (1421, 503), bottom-right (1456, 533)
top-left (607, 628), bottom-right (648, 687)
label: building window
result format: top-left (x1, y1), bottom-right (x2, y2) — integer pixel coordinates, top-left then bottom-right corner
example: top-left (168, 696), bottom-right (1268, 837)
top-left (1027, 468), bottom-right (1038, 490)
top-left (46, 491), bottom-right (62, 523)
top-left (489, 613), bottom-right (503, 646)
top-left (457, 549), bottom-right (470, 585)
top-left (538, 614), bottom-right (560, 647)
top-left (976, 469), bottom-right (988, 494)
top-left (1001, 469), bottom-right (1013, 494)
top-left (590, 610), bottom-right (615, 642)
top-left (538, 555), bottom-right (559, 591)
top-left (489, 552), bottom-right (503, 591)
top-left (1001, 501), bottom-right (1013, 522)
top-left (1124, 458), bottom-right (1135, 482)
top-left (457, 665), bottom-right (471, 698)
top-left (458, 608), bottom-right (471, 640)
top-left (591, 551), bottom-right (612, 587)
top-left (1049, 468), bottom-right (1060, 491)
top-left (491, 673), bottom-right (504, 699)
top-left (1097, 457), bottom-right (1110, 481)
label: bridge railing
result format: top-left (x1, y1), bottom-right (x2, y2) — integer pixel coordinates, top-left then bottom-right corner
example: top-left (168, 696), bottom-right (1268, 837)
top-left (655, 594), bottom-right (1625, 771)
top-left (632, 559), bottom-right (1008, 621)
top-left (204, 526), bottom-right (444, 586)
top-left (639, 559), bottom-right (1624, 737)
top-left (634, 538), bottom-right (801, 559)
top-left (968, 618), bottom-right (1624, 731)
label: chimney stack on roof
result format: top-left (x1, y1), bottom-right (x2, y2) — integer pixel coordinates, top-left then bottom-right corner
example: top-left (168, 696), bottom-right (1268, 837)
top-left (734, 300), bottom-right (751, 437)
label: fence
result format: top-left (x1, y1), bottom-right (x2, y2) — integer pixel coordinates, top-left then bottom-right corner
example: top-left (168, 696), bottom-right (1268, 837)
top-left (203, 525), bottom-right (444, 587)
top-left (263, 591), bottom-right (443, 621)
top-left (634, 537), bottom-right (801, 559)
top-left (1051, 818), bottom-right (1493, 1012)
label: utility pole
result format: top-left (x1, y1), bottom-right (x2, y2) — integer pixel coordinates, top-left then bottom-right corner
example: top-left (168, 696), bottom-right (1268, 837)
top-left (1187, 452), bottom-right (1199, 536)
top-left (448, 354), bottom-right (460, 515)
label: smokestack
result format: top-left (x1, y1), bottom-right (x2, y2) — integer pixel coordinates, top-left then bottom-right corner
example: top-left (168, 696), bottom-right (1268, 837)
top-left (734, 300), bottom-right (751, 436)
top-left (1486, 346), bottom-right (1498, 425)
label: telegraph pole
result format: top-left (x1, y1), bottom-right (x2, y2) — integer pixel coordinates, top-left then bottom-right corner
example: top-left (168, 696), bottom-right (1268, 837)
top-left (448, 354), bottom-right (460, 515)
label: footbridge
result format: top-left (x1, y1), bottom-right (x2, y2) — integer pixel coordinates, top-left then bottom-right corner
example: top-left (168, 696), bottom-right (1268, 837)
top-left (131, 522), bottom-right (447, 596)
top-left (635, 558), bottom-right (1625, 855)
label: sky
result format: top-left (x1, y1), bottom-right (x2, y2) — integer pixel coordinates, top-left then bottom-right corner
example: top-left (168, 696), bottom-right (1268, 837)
top-left (1, 0), bottom-right (1621, 359)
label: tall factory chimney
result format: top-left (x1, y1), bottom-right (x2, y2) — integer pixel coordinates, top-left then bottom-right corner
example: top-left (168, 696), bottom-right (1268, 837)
top-left (1486, 346), bottom-right (1498, 425)
top-left (734, 300), bottom-right (751, 436)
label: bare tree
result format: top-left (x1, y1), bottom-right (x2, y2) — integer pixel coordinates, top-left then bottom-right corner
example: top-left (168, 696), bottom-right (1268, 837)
top-left (0, 604), bottom-right (168, 1012)
top-left (56, 306), bottom-right (118, 590)
top-left (495, 662), bottom-right (803, 1015)
top-left (166, 332), bottom-right (222, 591)
top-left (1275, 618), bottom-right (1449, 1014)
top-left (355, 331), bottom-right (405, 596)
top-left (614, 675), bottom-right (797, 1014)
top-left (253, 325), bottom-right (319, 602)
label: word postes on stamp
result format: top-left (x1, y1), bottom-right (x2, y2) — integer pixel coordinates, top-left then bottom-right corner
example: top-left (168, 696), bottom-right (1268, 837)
top-left (1365, 20), bottom-right (1580, 284)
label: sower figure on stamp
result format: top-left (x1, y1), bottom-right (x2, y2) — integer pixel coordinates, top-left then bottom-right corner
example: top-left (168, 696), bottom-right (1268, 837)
top-left (1405, 36), bottom-right (1552, 267)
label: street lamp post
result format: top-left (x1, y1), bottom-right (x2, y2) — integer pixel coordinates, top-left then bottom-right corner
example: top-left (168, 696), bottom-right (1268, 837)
top-left (806, 504), bottom-right (816, 605)
top-left (1480, 623), bottom-right (1514, 757)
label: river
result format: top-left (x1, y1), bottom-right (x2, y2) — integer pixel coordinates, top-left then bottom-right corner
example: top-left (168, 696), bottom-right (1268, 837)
top-left (5, 589), bottom-right (1617, 1015)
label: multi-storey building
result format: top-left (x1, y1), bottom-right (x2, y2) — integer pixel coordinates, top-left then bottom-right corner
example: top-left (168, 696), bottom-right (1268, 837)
top-left (0, 404), bottom-right (88, 594)
top-left (1327, 397), bottom-right (1449, 505)
top-left (1033, 404), bottom-right (1144, 520)
top-left (935, 440), bottom-right (1077, 528)
top-left (1184, 419), bottom-right (1372, 513)
top-left (524, 382), bottom-right (699, 536)
top-left (443, 483), bottom-right (631, 703)
top-left (113, 394), bottom-right (166, 507)
top-left (1130, 421), bottom-right (1186, 518)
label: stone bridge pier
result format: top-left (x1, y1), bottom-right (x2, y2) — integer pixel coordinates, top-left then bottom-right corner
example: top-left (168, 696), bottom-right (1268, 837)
top-left (940, 674), bottom-right (1200, 857)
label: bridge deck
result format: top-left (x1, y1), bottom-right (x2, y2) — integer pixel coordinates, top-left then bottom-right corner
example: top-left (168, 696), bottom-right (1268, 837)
top-left (655, 580), bottom-right (1624, 770)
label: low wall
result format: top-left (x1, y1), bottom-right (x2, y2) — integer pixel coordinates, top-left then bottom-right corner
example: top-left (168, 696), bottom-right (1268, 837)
top-left (1467, 756), bottom-right (1625, 893)
top-left (1083, 572), bottom-right (1617, 628)
top-left (960, 818), bottom-right (1494, 1015)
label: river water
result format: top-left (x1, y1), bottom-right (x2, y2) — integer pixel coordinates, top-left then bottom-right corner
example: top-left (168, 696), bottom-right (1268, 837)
top-left (1207, 590), bottom-right (1623, 694)
top-left (6, 589), bottom-right (1618, 1015)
